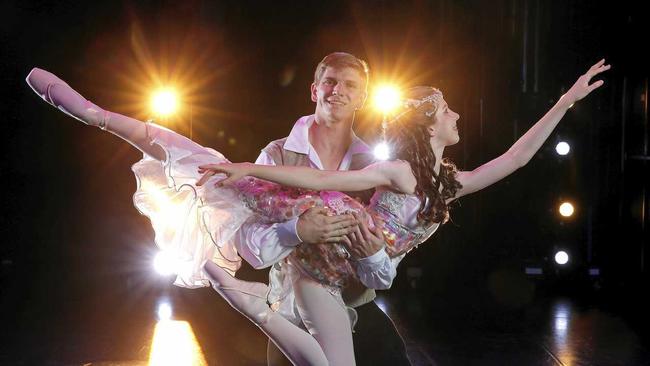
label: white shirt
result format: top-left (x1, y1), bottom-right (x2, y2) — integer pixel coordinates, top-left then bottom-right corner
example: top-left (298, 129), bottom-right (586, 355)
top-left (233, 115), bottom-right (397, 289)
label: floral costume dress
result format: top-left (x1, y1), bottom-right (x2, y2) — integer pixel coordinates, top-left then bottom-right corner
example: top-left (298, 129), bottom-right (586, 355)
top-left (132, 122), bottom-right (440, 325)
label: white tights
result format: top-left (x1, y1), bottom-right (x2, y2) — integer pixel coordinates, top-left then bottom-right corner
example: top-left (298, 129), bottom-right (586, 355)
top-left (203, 261), bottom-right (356, 366)
top-left (294, 277), bottom-right (356, 365)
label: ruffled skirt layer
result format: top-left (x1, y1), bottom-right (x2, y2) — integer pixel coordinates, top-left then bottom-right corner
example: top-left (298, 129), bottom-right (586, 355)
top-left (131, 122), bottom-right (251, 288)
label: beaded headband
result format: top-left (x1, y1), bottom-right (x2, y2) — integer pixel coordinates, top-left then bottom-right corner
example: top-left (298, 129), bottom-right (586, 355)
top-left (402, 88), bottom-right (444, 117)
top-left (385, 88), bottom-right (444, 127)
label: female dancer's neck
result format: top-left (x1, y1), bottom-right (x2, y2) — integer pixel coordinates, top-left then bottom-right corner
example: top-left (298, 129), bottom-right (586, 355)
top-left (431, 145), bottom-right (445, 175)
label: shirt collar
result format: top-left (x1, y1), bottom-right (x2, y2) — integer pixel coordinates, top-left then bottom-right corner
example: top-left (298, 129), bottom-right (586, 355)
top-left (283, 114), bottom-right (371, 156)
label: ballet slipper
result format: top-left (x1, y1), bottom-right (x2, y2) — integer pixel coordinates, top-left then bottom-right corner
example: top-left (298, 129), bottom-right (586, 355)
top-left (26, 67), bottom-right (109, 130)
top-left (203, 261), bottom-right (272, 325)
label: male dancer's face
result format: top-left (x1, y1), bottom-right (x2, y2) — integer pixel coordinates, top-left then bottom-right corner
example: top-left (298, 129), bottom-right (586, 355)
top-left (311, 66), bottom-right (367, 126)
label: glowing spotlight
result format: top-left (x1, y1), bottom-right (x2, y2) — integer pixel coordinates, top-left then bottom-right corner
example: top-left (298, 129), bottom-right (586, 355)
top-left (149, 320), bottom-right (207, 366)
top-left (555, 251), bottom-right (569, 265)
top-left (373, 85), bottom-right (402, 114)
top-left (154, 251), bottom-right (178, 276)
top-left (559, 202), bottom-right (575, 217)
top-left (151, 89), bottom-right (179, 117)
top-left (373, 142), bottom-right (391, 160)
top-left (157, 302), bottom-right (173, 321)
top-left (556, 141), bottom-right (571, 156)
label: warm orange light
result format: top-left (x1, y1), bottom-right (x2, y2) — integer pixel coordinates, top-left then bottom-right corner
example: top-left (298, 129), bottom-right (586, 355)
top-left (149, 320), bottom-right (207, 366)
top-left (151, 89), bottom-right (179, 117)
top-left (373, 84), bottom-right (402, 114)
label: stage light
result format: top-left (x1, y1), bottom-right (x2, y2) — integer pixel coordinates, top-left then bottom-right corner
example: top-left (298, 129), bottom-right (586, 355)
top-left (555, 251), bottom-right (569, 265)
top-left (373, 84), bottom-right (402, 114)
top-left (151, 89), bottom-right (179, 117)
top-left (154, 251), bottom-right (178, 276)
top-left (149, 320), bottom-right (207, 366)
top-left (157, 302), bottom-right (173, 321)
top-left (556, 141), bottom-right (570, 155)
top-left (559, 202), bottom-right (575, 217)
top-left (373, 142), bottom-right (391, 160)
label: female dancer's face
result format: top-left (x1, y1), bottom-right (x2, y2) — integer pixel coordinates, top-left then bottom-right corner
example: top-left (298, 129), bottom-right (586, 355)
top-left (430, 98), bottom-right (460, 147)
top-left (311, 66), bottom-right (367, 124)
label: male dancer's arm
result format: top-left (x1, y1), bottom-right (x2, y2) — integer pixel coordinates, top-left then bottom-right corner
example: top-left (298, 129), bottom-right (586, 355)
top-left (233, 151), bottom-right (397, 289)
top-left (233, 151), bottom-right (302, 269)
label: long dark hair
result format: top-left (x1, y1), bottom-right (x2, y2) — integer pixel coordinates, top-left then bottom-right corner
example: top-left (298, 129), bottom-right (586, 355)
top-left (385, 86), bottom-right (463, 224)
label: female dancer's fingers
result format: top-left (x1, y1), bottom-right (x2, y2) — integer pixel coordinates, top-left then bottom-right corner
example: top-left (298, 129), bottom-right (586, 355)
top-left (587, 63), bottom-right (610, 80)
top-left (589, 58), bottom-right (605, 73)
top-left (215, 176), bottom-right (238, 187)
top-left (196, 171), bottom-right (215, 186)
top-left (588, 80), bottom-right (605, 92)
top-left (587, 60), bottom-right (610, 80)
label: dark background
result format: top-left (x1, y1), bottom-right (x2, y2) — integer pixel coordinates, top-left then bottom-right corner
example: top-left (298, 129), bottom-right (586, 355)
top-left (1, 0), bottom-right (648, 364)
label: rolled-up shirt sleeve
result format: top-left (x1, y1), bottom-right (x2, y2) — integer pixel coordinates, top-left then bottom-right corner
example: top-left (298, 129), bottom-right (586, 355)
top-left (353, 249), bottom-right (400, 290)
top-left (233, 151), bottom-right (302, 269)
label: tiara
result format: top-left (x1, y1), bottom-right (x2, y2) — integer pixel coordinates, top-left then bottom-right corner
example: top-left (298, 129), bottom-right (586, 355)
top-left (402, 88), bottom-right (443, 117)
top-left (384, 88), bottom-right (444, 126)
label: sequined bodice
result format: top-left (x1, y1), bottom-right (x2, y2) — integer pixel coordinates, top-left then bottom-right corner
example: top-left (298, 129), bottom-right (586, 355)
top-left (368, 188), bottom-right (440, 257)
top-left (235, 178), bottom-right (439, 288)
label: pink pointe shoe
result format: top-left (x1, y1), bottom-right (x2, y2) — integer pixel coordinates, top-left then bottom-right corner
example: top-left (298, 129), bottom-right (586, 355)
top-left (203, 261), bottom-right (272, 325)
top-left (25, 67), bottom-right (109, 130)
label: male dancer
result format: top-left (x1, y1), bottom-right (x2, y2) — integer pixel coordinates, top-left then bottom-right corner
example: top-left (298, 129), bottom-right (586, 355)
top-left (234, 52), bottom-right (411, 365)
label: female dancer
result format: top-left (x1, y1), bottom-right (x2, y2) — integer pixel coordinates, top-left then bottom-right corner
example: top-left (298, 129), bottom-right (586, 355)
top-left (197, 59), bottom-right (609, 363)
top-left (26, 59), bottom-right (608, 365)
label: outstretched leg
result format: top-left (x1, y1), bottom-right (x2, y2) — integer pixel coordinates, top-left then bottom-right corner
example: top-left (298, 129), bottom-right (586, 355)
top-left (203, 261), bottom-right (329, 366)
top-left (26, 68), bottom-right (166, 161)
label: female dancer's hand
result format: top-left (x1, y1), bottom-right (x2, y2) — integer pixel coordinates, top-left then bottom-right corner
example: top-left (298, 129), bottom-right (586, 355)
top-left (196, 162), bottom-right (253, 187)
top-left (563, 58), bottom-right (610, 105)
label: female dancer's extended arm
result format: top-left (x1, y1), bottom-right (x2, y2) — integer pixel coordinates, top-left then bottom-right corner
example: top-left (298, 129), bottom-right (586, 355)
top-left (452, 59), bottom-right (610, 200)
top-left (197, 159), bottom-right (414, 194)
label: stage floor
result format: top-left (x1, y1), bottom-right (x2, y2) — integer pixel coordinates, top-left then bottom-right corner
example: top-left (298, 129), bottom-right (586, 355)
top-left (1, 275), bottom-right (648, 366)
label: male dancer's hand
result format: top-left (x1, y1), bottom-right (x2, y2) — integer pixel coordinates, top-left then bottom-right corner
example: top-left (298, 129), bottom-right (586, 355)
top-left (342, 211), bottom-right (385, 259)
top-left (296, 207), bottom-right (358, 244)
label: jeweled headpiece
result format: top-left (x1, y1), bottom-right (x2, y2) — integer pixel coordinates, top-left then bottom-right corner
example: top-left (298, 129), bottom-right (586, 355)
top-left (377, 88), bottom-right (444, 160)
top-left (402, 88), bottom-right (444, 117)
top-left (386, 88), bottom-right (444, 127)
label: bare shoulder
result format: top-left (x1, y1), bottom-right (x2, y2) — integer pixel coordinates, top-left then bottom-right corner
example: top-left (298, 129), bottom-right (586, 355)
top-left (363, 159), bottom-right (410, 177)
top-left (370, 159), bottom-right (411, 172)
top-left (377, 159), bottom-right (416, 194)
